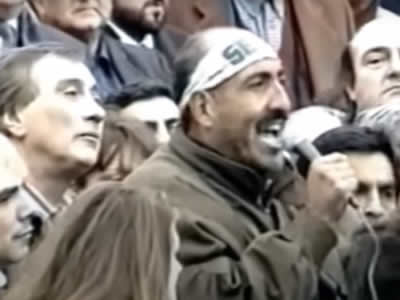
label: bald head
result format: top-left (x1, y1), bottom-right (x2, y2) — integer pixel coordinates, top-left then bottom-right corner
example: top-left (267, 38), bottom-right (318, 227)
top-left (348, 17), bottom-right (400, 111)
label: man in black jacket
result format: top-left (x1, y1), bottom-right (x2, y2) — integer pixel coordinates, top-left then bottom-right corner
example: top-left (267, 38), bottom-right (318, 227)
top-left (29, 0), bottom-right (172, 99)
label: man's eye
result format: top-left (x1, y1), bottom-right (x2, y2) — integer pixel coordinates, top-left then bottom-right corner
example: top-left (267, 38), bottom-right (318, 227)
top-left (368, 59), bottom-right (383, 65)
top-left (381, 188), bottom-right (395, 199)
top-left (249, 80), bottom-right (264, 88)
top-left (366, 55), bottom-right (386, 66)
top-left (355, 184), bottom-right (368, 196)
top-left (64, 89), bottom-right (79, 97)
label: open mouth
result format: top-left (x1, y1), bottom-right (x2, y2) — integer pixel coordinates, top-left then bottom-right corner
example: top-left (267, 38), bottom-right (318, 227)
top-left (256, 120), bottom-right (284, 137)
top-left (256, 120), bottom-right (285, 151)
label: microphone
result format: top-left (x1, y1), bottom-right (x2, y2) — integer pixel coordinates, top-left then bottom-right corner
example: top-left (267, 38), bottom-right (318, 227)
top-left (292, 138), bottom-right (321, 163)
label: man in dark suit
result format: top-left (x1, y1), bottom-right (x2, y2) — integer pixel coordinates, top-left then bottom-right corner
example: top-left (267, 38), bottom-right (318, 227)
top-left (29, 0), bottom-right (172, 99)
top-left (106, 0), bottom-right (187, 67)
top-left (0, 0), bottom-right (82, 49)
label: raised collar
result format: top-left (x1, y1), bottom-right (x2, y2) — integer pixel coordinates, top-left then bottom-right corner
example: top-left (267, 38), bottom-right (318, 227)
top-left (170, 128), bottom-right (271, 206)
top-left (104, 21), bottom-right (155, 48)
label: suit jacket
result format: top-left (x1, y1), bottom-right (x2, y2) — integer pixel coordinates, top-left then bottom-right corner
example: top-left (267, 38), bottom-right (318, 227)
top-left (103, 23), bottom-right (187, 68)
top-left (166, 0), bottom-right (372, 111)
top-left (15, 10), bottom-right (83, 49)
top-left (100, 33), bottom-right (173, 88)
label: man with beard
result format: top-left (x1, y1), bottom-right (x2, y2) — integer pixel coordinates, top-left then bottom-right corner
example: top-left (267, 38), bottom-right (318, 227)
top-left (107, 0), bottom-right (187, 66)
top-left (29, 0), bottom-right (172, 98)
top-left (0, 0), bottom-right (81, 50)
top-left (125, 28), bottom-right (358, 300)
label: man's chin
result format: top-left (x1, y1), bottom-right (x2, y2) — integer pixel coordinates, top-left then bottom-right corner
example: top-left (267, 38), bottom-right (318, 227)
top-left (253, 153), bottom-right (286, 175)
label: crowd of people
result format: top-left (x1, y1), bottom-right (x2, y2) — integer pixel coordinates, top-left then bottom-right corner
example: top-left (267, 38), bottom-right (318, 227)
top-left (0, 0), bottom-right (399, 300)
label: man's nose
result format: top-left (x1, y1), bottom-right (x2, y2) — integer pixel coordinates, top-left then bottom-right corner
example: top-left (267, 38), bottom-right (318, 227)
top-left (156, 122), bottom-right (171, 144)
top-left (364, 189), bottom-right (385, 220)
top-left (268, 80), bottom-right (291, 116)
top-left (83, 97), bottom-right (106, 125)
top-left (388, 53), bottom-right (400, 79)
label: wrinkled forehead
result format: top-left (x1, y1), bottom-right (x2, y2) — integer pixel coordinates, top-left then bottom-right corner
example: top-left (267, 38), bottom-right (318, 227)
top-left (126, 96), bottom-right (179, 121)
top-left (350, 18), bottom-right (400, 56)
top-left (31, 54), bottom-right (96, 93)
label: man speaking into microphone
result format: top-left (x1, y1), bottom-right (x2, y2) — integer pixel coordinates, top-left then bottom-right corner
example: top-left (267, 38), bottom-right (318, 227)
top-left (125, 28), bottom-right (358, 300)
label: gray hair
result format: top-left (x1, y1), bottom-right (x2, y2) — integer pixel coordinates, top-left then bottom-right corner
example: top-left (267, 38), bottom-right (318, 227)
top-left (282, 105), bottom-right (347, 149)
top-left (0, 43), bottom-right (85, 134)
top-left (356, 103), bottom-right (400, 134)
top-left (356, 103), bottom-right (400, 161)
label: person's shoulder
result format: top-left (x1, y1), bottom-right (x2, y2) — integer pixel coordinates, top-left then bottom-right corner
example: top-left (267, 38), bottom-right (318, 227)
top-left (125, 144), bottom-right (187, 185)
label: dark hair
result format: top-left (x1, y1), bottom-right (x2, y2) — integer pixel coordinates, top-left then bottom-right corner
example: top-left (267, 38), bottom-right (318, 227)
top-left (297, 126), bottom-right (396, 178)
top-left (9, 183), bottom-right (178, 300)
top-left (105, 79), bottom-right (175, 108)
top-left (0, 44), bottom-right (84, 134)
top-left (73, 112), bottom-right (158, 193)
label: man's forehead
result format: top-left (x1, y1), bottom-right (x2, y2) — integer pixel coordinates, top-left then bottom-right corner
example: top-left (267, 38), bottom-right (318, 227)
top-left (31, 54), bottom-right (96, 90)
top-left (125, 96), bottom-right (179, 120)
top-left (346, 152), bottom-right (395, 182)
top-left (351, 18), bottom-right (400, 54)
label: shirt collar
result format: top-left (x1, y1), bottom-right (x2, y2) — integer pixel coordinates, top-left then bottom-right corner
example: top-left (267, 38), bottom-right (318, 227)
top-left (105, 21), bottom-right (154, 48)
top-left (233, 0), bottom-right (267, 17)
top-left (7, 18), bottom-right (18, 30)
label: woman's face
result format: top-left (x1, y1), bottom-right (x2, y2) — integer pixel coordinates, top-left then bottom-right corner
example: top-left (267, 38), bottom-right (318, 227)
top-left (168, 221), bottom-right (182, 300)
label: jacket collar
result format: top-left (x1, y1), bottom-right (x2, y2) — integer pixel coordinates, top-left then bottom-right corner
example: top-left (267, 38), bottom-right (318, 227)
top-left (170, 128), bottom-right (271, 206)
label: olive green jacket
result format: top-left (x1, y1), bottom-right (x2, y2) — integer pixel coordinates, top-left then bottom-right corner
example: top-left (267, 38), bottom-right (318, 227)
top-left (125, 129), bottom-right (338, 300)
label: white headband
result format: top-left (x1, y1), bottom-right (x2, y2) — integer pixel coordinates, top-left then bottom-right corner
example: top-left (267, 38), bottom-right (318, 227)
top-left (180, 33), bottom-right (278, 110)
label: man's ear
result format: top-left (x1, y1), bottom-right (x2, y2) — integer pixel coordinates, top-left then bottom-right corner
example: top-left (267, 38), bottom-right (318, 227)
top-left (2, 112), bottom-right (26, 138)
top-left (345, 84), bottom-right (356, 104)
top-left (188, 91), bottom-right (216, 128)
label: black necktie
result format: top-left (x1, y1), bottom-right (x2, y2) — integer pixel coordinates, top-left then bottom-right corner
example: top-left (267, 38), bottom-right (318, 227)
top-left (0, 23), bottom-right (16, 48)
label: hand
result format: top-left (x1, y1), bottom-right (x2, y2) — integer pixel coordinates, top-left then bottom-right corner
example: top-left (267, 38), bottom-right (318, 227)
top-left (306, 153), bottom-right (358, 224)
